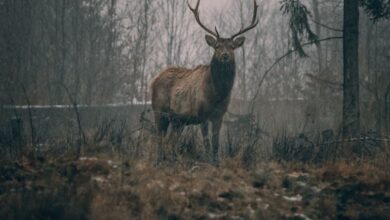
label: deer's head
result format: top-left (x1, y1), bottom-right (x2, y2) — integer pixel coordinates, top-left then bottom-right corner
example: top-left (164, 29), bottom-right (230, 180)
top-left (188, 0), bottom-right (259, 63)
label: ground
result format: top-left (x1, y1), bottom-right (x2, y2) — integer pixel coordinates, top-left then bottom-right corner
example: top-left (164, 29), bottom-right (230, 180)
top-left (0, 154), bottom-right (389, 220)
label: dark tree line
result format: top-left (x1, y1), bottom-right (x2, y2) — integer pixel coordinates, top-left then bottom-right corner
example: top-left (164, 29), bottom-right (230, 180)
top-left (342, 0), bottom-right (389, 138)
top-left (282, 0), bottom-right (390, 139)
top-left (0, 0), bottom-right (124, 105)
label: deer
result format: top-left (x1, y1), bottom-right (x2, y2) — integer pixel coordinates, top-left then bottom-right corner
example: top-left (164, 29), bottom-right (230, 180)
top-left (151, 0), bottom-right (259, 164)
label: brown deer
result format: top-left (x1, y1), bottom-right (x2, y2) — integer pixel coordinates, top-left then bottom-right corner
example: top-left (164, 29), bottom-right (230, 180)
top-left (151, 0), bottom-right (259, 163)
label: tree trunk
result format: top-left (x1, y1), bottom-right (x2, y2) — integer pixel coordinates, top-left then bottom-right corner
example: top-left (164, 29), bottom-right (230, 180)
top-left (342, 0), bottom-right (360, 138)
top-left (239, 1), bottom-right (247, 111)
top-left (312, 0), bottom-right (322, 132)
top-left (385, 84), bottom-right (390, 135)
top-left (311, 0), bottom-right (322, 74)
top-left (141, 0), bottom-right (149, 103)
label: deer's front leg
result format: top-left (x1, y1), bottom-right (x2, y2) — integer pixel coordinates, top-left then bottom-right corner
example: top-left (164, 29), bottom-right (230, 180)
top-left (201, 121), bottom-right (211, 158)
top-left (211, 117), bottom-right (222, 164)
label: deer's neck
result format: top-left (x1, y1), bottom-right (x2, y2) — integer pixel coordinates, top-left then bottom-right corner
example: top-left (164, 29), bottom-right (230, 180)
top-left (210, 57), bottom-right (236, 101)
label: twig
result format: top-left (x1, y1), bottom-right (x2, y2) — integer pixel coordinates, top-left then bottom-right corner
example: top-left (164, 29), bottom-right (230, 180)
top-left (20, 83), bottom-right (36, 150)
top-left (310, 19), bottom-right (343, 32)
top-left (57, 82), bottom-right (86, 157)
top-left (306, 73), bottom-right (342, 89)
top-left (6, 93), bottom-right (20, 123)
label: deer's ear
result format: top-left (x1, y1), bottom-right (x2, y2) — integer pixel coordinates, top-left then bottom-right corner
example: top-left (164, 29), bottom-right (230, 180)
top-left (205, 35), bottom-right (217, 48)
top-left (233, 37), bottom-right (245, 48)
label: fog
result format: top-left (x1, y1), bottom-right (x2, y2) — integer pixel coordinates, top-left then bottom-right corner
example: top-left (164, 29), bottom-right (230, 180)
top-left (0, 0), bottom-right (389, 159)
top-left (1, 1), bottom-right (390, 218)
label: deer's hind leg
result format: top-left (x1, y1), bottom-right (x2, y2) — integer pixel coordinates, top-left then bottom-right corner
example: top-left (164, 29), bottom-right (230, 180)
top-left (201, 121), bottom-right (211, 159)
top-left (155, 112), bottom-right (169, 136)
top-left (154, 111), bottom-right (169, 164)
top-left (168, 120), bottom-right (184, 161)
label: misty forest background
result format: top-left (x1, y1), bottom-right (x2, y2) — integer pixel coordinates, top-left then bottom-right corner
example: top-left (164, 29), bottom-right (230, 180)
top-left (0, 0), bottom-right (389, 162)
top-left (1, 1), bottom-right (390, 219)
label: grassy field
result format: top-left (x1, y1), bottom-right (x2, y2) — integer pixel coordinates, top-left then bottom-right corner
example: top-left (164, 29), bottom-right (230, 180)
top-left (1, 152), bottom-right (389, 220)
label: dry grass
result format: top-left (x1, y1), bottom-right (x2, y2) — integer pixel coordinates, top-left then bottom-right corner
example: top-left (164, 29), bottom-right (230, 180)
top-left (1, 152), bottom-right (389, 220)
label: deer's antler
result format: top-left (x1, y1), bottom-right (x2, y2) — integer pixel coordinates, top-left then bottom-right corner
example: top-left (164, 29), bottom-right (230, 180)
top-left (230, 0), bottom-right (259, 39)
top-left (188, 0), bottom-right (220, 38)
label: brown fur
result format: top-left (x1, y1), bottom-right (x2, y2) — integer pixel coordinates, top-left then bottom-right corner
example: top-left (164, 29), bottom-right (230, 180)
top-left (151, 65), bottom-right (231, 127)
top-left (151, 52), bottom-right (237, 163)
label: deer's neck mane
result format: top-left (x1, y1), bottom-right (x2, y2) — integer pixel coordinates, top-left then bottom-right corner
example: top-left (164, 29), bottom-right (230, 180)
top-left (209, 57), bottom-right (236, 101)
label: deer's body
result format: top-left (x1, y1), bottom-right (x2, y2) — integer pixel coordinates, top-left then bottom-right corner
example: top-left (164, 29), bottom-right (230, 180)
top-left (151, 0), bottom-right (259, 164)
top-left (152, 59), bottom-right (235, 126)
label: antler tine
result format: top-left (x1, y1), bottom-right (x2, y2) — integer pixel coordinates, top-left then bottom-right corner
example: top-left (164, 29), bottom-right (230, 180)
top-left (230, 0), bottom-right (259, 39)
top-left (187, 0), bottom-right (219, 38)
top-left (215, 26), bottom-right (220, 38)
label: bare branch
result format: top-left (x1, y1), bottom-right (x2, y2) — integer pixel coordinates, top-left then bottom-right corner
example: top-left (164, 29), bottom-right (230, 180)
top-left (249, 36), bottom-right (343, 113)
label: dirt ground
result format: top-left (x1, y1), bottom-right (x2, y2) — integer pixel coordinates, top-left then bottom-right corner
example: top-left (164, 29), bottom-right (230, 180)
top-left (0, 155), bottom-right (389, 220)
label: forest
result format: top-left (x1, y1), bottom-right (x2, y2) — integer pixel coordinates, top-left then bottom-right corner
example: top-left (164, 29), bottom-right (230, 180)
top-left (0, 0), bottom-right (390, 219)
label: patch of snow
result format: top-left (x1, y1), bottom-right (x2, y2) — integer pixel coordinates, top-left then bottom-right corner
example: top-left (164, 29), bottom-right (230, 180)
top-left (247, 205), bottom-right (255, 215)
top-left (3, 102), bottom-right (152, 110)
top-left (293, 213), bottom-right (312, 220)
top-left (208, 213), bottom-right (227, 219)
top-left (169, 183), bottom-right (180, 191)
top-left (79, 157), bottom-right (98, 161)
top-left (92, 176), bottom-right (106, 183)
top-left (189, 166), bottom-right (200, 173)
top-left (311, 186), bottom-right (322, 193)
top-left (283, 194), bottom-right (303, 202)
top-left (288, 172), bottom-right (310, 178)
